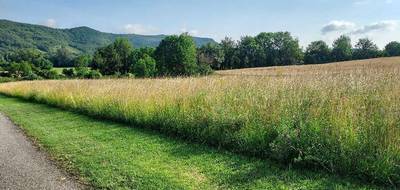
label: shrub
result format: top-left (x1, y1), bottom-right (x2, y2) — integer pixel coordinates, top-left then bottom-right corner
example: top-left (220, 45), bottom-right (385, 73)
top-left (132, 55), bottom-right (156, 78)
top-left (84, 70), bottom-right (102, 79)
top-left (62, 68), bottom-right (75, 78)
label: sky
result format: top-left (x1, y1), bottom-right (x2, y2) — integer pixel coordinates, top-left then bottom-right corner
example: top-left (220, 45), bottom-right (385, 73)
top-left (0, 0), bottom-right (399, 48)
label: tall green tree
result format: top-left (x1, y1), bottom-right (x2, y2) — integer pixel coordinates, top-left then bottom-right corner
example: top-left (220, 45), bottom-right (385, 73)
top-left (254, 32), bottom-right (303, 67)
top-left (132, 54), bottom-right (156, 78)
top-left (51, 47), bottom-right (74, 67)
top-left (220, 37), bottom-right (239, 69)
top-left (304, 41), bottom-right (331, 64)
top-left (155, 33), bottom-right (198, 76)
top-left (92, 38), bottom-right (134, 75)
top-left (384, 41), bottom-right (400, 57)
top-left (353, 38), bottom-right (379, 60)
top-left (197, 43), bottom-right (225, 69)
top-left (331, 35), bottom-right (352, 62)
top-left (237, 36), bottom-right (259, 68)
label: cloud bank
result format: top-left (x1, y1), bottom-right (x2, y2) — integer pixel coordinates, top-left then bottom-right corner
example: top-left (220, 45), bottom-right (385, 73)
top-left (322, 20), bottom-right (399, 35)
top-left (351, 20), bottom-right (398, 34)
top-left (321, 21), bottom-right (355, 34)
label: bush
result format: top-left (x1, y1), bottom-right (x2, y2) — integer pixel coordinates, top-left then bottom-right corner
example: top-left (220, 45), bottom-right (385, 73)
top-left (132, 54), bottom-right (156, 78)
top-left (40, 69), bottom-right (60, 79)
top-left (62, 68), bottom-right (75, 78)
top-left (23, 72), bottom-right (41, 80)
top-left (75, 67), bottom-right (89, 78)
top-left (84, 70), bottom-right (102, 79)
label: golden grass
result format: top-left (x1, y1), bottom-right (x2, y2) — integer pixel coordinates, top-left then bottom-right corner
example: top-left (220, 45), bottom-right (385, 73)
top-left (0, 57), bottom-right (399, 184)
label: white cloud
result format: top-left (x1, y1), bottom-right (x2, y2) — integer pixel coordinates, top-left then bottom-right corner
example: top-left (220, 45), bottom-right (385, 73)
top-left (351, 20), bottom-right (398, 34)
top-left (321, 20), bottom-right (356, 34)
top-left (41, 18), bottom-right (57, 28)
top-left (123, 24), bottom-right (158, 35)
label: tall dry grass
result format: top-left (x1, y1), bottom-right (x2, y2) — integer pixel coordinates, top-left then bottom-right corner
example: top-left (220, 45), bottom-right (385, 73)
top-left (0, 57), bottom-right (399, 185)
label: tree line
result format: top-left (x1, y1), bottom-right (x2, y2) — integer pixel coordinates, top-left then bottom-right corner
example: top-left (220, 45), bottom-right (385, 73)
top-left (200, 33), bottom-right (400, 70)
top-left (1, 32), bottom-right (400, 80)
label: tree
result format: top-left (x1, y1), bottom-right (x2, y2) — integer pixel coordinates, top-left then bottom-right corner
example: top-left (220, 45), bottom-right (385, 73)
top-left (255, 32), bottom-right (303, 67)
top-left (132, 54), bottom-right (156, 77)
top-left (3, 48), bottom-right (53, 78)
top-left (237, 36), bottom-right (259, 68)
top-left (92, 38), bottom-right (134, 75)
top-left (51, 47), bottom-right (74, 67)
top-left (353, 38), bottom-right (379, 60)
top-left (384, 41), bottom-right (400, 57)
top-left (197, 43), bottom-right (224, 69)
top-left (9, 61), bottom-right (32, 78)
top-left (73, 54), bottom-right (91, 68)
top-left (220, 37), bottom-right (240, 69)
top-left (304, 41), bottom-right (331, 64)
top-left (155, 33), bottom-right (198, 76)
top-left (331, 35), bottom-right (352, 61)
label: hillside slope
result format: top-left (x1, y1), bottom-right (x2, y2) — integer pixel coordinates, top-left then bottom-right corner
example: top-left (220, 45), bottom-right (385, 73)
top-left (0, 19), bottom-right (215, 54)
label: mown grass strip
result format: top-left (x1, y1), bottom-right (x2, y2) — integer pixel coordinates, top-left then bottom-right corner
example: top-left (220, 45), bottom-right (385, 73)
top-left (0, 95), bottom-right (386, 189)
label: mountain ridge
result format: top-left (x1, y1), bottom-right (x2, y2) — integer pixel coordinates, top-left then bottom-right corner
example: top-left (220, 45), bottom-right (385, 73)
top-left (0, 19), bottom-right (216, 55)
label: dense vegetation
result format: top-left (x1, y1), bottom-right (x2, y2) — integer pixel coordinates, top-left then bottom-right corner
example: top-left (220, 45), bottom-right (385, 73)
top-left (0, 96), bottom-right (381, 189)
top-left (0, 19), bottom-right (215, 55)
top-left (1, 57), bottom-right (399, 186)
top-left (203, 34), bottom-right (400, 70)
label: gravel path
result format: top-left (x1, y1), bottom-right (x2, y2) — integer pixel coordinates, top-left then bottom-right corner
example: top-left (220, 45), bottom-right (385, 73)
top-left (0, 113), bottom-right (83, 190)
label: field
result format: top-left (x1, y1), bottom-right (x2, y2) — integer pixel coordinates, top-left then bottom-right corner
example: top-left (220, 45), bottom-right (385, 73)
top-left (0, 95), bottom-right (382, 189)
top-left (0, 57), bottom-right (399, 186)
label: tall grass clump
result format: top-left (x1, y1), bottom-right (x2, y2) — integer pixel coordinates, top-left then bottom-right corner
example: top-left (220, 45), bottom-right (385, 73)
top-left (0, 57), bottom-right (399, 185)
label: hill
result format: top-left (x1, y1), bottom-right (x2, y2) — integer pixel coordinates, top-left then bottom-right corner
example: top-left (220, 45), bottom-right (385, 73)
top-left (0, 19), bottom-right (216, 55)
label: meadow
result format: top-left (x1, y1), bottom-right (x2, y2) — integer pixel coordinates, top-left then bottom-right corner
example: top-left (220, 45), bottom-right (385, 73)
top-left (0, 57), bottom-right (399, 185)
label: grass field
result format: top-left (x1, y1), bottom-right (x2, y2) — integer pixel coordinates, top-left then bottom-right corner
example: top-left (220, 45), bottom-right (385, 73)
top-left (0, 95), bottom-right (384, 189)
top-left (0, 57), bottom-right (399, 186)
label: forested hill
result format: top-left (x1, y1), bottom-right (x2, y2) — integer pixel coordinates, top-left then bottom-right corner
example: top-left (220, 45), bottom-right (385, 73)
top-left (0, 19), bottom-right (215, 55)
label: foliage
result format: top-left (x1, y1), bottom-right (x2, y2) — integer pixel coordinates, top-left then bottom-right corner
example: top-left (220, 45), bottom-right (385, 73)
top-left (353, 38), bottom-right (380, 60)
top-left (331, 35), bottom-right (352, 62)
top-left (155, 34), bottom-right (199, 76)
top-left (0, 19), bottom-right (215, 55)
top-left (73, 54), bottom-right (91, 68)
top-left (197, 43), bottom-right (225, 69)
top-left (1, 48), bottom-right (56, 79)
top-left (385, 41), bottom-right (400, 57)
top-left (84, 70), bottom-right (102, 79)
top-left (132, 54), bottom-right (156, 78)
top-left (92, 38), bottom-right (134, 75)
top-left (220, 37), bottom-right (240, 70)
top-left (62, 68), bottom-right (75, 77)
top-left (254, 32), bottom-right (303, 67)
top-left (50, 47), bottom-right (75, 67)
top-left (304, 41), bottom-right (331, 64)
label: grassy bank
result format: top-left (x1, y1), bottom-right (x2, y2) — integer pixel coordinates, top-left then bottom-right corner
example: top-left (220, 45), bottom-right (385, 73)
top-left (0, 57), bottom-right (399, 185)
top-left (0, 95), bottom-right (383, 189)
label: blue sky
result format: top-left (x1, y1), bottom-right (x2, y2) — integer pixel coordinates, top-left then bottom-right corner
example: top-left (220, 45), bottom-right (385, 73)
top-left (0, 0), bottom-right (399, 48)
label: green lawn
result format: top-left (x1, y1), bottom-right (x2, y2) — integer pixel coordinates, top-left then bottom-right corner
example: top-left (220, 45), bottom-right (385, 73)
top-left (0, 95), bottom-right (385, 189)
